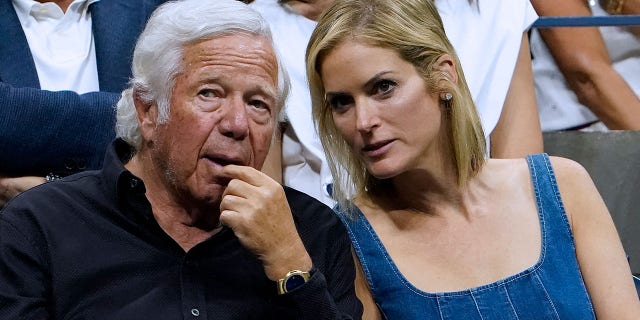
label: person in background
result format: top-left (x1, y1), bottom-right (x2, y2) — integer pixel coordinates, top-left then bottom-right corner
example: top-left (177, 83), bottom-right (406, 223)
top-left (252, 0), bottom-right (542, 207)
top-left (307, 0), bottom-right (640, 318)
top-left (0, 0), bottom-right (166, 206)
top-left (531, 0), bottom-right (640, 131)
top-left (437, 0), bottom-right (542, 158)
top-left (606, 0), bottom-right (640, 36)
top-left (0, 0), bottom-right (362, 318)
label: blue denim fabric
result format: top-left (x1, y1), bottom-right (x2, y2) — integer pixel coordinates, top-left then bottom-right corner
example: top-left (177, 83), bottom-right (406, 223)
top-left (336, 154), bottom-right (595, 319)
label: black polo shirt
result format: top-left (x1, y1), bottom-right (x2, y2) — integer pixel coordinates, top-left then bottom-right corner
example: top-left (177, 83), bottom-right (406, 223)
top-left (0, 139), bottom-right (362, 319)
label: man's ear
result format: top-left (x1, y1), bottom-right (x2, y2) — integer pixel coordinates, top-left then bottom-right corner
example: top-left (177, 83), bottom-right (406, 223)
top-left (434, 54), bottom-right (458, 86)
top-left (133, 88), bottom-right (159, 142)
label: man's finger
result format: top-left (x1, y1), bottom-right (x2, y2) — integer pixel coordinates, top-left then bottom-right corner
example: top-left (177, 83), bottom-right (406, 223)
top-left (222, 165), bottom-right (269, 187)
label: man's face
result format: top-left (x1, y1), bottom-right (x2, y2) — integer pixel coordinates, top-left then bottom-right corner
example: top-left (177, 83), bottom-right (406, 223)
top-left (149, 33), bottom-right (279, 207)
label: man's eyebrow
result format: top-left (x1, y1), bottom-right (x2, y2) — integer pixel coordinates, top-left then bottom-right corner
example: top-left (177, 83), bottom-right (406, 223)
top-left (249, 84), bottom-right (278, 102)
top-left (195, 74), bottom-right (277, 100)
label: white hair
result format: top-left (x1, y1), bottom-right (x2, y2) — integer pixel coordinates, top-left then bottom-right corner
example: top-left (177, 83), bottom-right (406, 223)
top-left (115, 0), bottom-right (289, 151)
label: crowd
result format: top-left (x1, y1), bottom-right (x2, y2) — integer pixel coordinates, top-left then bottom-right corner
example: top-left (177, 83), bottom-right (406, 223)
top-left (0, 0), bottom-right (638, 319)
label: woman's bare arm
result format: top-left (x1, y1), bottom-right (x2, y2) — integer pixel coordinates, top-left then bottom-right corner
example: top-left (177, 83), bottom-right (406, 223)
top-left (553, 156), bottom-right (640, 319)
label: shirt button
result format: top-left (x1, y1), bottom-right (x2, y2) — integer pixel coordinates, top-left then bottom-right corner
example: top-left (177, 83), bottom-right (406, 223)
top-left (64, 158), bottom-right (77, 170)
top-left (191, 308), bottom-right (200, 317)
top-left (129, 178), bottom-right (139, 189)
top-left (324, 183), bottom-right (334, 197)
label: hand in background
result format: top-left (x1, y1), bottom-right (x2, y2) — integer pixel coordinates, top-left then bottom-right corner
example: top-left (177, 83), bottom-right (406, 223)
top-left (600, 0), bottom-right (640, 36)
top-left (0, 176), bottom-right (45, 207)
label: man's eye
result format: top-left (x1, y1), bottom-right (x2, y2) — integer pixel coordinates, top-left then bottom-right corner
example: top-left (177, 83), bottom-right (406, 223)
top-left (328, 95), bottom-right (354, 112)
top-left (250, 100), bottom-right (269, 110)
top-left (374, 79), bottom-right (396, 95)
top-left (198, 89), bottom-right (217, 98)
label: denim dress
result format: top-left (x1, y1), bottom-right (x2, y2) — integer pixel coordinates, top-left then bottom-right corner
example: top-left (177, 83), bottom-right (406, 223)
top-left (336, 154), bottom-right (595, 319)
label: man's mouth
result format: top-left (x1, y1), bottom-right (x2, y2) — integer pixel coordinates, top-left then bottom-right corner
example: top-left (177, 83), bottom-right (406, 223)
top-left (204, 155), bottom-right (245, 167)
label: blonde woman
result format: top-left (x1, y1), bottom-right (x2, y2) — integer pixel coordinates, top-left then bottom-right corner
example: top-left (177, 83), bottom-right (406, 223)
top-left (306, 0), bottom-right (640, 318)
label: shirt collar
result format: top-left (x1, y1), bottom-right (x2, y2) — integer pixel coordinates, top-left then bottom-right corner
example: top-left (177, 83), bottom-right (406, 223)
top-left (101, 139), bottom-right (155, 223)
top-left (12, 0), bottom-right (100, 18)
top-left (101, 139), bottom-right (145, 196)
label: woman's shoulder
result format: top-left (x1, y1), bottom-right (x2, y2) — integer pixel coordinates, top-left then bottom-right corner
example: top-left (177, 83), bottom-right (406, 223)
top-left (484, 154), bottom-right (590, 181)
top-left (482, 157), bottom-right (532, 182)
top-left (481, 155), bottom-right (592, 195)
top-left (546, 155), bottom-right (594, 189)
top-left (475, 158), bottom-right (537, 207)
top-left (484, 155), bottom-right (599, 222)
top-left (532, 155), bottom-right (603, 225)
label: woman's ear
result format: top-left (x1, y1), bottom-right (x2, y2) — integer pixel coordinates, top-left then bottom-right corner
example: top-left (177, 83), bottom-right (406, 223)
top-left (434, 54), bottom-right (458, 86)
top-left (133, 88), bottom-right (159, 142)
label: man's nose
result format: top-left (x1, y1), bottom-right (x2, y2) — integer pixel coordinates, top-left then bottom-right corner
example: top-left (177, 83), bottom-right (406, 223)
top-left (218, 96), bottom-right (249, 140)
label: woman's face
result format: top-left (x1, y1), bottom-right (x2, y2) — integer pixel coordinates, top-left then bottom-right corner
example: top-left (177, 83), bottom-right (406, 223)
top-left (320, 41), bottom-right (446, 179)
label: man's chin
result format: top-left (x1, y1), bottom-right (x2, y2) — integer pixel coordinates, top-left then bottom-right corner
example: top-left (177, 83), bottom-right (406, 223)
top-left (194, 182), bottom-right (227, 203)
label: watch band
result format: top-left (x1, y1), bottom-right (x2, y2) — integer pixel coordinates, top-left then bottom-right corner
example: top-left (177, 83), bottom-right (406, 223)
top-left (276, 269), bottom-right (311, 295)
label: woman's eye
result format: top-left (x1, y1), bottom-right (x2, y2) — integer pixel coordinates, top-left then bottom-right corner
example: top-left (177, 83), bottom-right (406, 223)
top-left (328, 95), bottom-right (354, 112)
top-left (374, 80), bottom-right (396, 95)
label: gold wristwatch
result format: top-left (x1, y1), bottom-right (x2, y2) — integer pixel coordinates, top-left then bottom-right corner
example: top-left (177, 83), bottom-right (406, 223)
top-left (276, 269), bottom-right (311, 295)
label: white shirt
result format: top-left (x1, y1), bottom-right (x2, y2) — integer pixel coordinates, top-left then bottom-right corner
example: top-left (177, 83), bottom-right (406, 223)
top-left (251, 0), bottom-right (537, 207)
top-left (251, 0), bottom-right (335, 205)
top-left (531, 2), bottom-right (640, 131)
top-left (437, 0), bottom-right (538, 150)
top-left (12, 0), bottom-right (100, 93)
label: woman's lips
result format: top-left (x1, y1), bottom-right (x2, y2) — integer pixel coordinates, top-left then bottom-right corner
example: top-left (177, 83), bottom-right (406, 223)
top-left (362, 139), bottom-right (394, 158)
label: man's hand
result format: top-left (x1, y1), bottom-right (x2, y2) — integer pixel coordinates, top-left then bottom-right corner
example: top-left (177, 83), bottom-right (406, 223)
top-left (219, 165), bottom-right (312, 281)
top-left (0, 176), bottom-right (45, 207)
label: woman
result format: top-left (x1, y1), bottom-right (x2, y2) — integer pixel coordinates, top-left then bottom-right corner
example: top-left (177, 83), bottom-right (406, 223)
top-left (252, 0), bottom-right (541, 208)
top-left (306, 0), bottom-right (640, 318)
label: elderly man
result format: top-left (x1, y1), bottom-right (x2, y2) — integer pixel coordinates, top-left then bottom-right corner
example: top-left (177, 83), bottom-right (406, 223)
top-left (0, 0), bottom-right (362, 319)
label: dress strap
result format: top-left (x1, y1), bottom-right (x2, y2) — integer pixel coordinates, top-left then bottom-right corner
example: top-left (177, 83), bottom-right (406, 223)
top-left (525, 153), bottom-right (594, 315)
top-left (334, 206), bottom-right (401, 300)
top-left (525, 153), bottom-right (571, 255)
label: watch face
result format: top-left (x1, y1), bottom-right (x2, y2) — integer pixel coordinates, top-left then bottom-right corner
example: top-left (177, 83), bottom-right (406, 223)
top-left (285, 274), bottom-right (306, 292)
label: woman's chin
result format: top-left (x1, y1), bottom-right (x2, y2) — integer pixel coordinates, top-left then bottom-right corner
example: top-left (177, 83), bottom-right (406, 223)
top-left (367, 166), bottom-right (399, 180)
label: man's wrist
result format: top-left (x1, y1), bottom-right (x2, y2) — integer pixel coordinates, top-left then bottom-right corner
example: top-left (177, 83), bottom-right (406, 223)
top-left (276, 268), bottom-right (314, 295)
top-left (264, 241), bottom-right (313, 281)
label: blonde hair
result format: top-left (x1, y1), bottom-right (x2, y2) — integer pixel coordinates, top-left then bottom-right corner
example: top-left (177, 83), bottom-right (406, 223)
top-left (306, 0), bottom-right (485, 210)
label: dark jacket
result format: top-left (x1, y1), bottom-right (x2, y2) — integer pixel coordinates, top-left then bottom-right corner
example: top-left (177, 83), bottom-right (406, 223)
top-left (0, 0), bottom-right (165, 176)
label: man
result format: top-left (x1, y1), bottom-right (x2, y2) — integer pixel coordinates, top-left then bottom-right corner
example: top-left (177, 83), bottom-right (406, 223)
top-left (0, 0), bottom-right (165, 205)
top-left (0, 1), bottom-right (362, 319)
